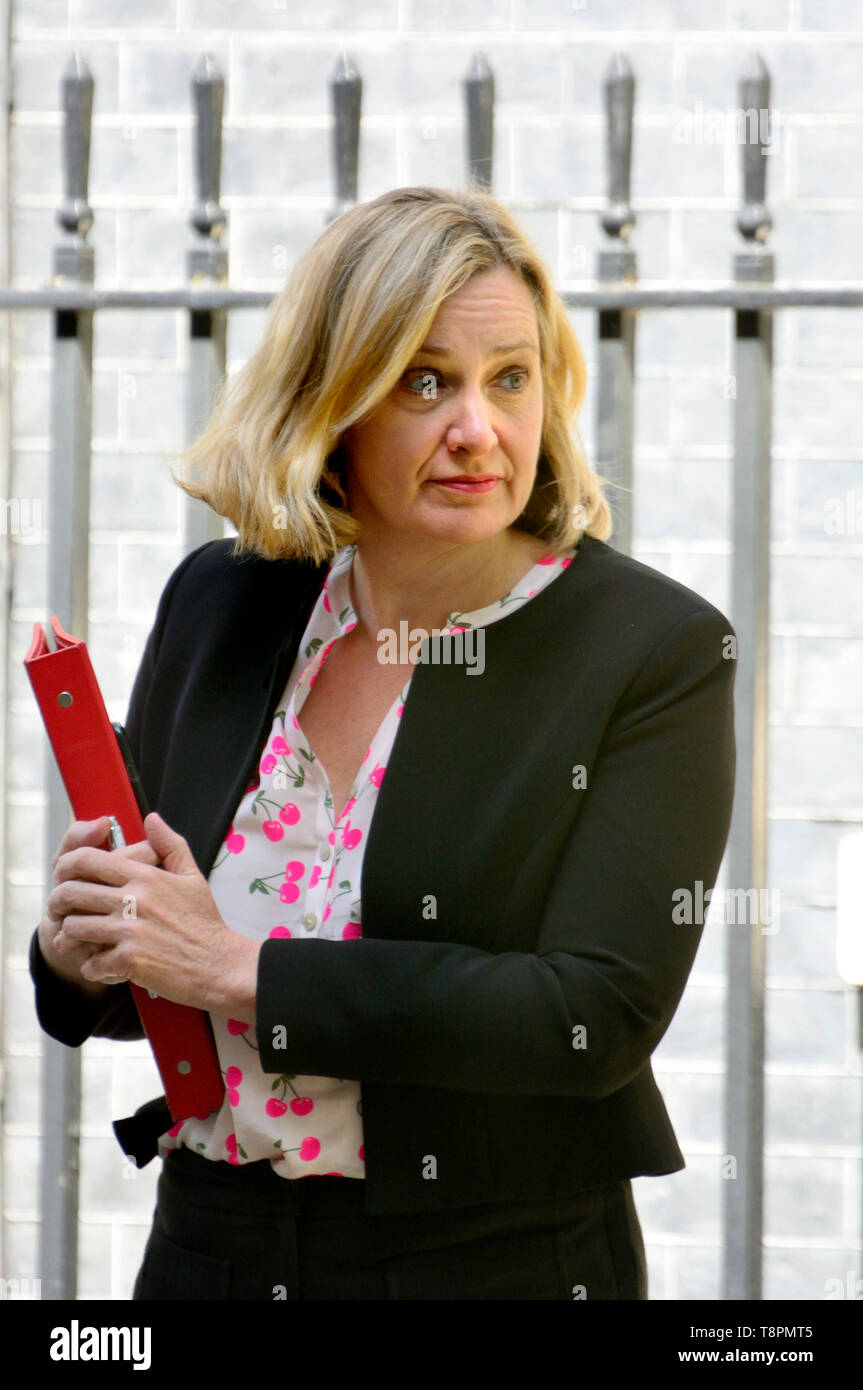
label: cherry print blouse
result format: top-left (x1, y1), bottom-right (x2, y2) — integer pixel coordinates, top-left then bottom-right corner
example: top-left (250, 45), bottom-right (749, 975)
top-left (157, 539), bottom-right (578, 1178)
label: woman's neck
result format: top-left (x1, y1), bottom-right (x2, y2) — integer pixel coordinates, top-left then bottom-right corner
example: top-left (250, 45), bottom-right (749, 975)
top-left (347, 530), bottom-right (547, 642)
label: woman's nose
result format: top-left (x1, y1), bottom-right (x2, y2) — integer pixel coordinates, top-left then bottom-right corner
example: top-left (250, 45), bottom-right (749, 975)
top-left (445, 385), bottom-right (498, 454)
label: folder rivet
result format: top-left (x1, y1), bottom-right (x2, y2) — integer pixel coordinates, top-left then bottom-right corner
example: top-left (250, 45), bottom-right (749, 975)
top-left (177, 1060), bottom-right (191, 1074)
top-left (57, 691), bottom-right (73, 707)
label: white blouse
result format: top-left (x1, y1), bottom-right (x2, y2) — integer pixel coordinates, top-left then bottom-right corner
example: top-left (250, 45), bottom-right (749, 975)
top-left (158, 538), bottom-right (577, 1179)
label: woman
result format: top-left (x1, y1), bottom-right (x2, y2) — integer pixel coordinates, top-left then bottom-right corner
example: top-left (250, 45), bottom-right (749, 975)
top-left (31, 185), bottom-right (736, 1301)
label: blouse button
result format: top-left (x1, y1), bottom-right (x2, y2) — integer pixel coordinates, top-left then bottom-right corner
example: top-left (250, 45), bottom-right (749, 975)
top-left (303, 912), bottom-right (317, 931)
top-left (320, 847), bottom-right (331, 862)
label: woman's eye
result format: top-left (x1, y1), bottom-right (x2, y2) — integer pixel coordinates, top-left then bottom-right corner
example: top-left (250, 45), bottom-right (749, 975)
top-left (402, 368), bottom-right (528, 397)
top-left (403, 370), bottom-right (442, 397)
top-left (499, 370), bottom-right (528, 390)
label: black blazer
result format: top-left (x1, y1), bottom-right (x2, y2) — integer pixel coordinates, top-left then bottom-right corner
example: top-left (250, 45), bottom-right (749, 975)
top-left (30, 532), bottom-right (736, 1217)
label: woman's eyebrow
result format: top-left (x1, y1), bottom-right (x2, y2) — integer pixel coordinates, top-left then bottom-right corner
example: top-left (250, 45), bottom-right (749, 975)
top-left (413, 339), bottom-right (539, 357)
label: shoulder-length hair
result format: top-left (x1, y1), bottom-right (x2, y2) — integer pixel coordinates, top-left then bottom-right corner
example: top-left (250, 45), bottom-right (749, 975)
top-left (171, 185), bottom-right (615, 564)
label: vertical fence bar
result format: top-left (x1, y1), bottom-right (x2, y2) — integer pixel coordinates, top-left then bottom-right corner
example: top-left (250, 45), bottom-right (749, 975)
top-left (328, 51), bottom-right (361, 225)
top-left (184, 55), bottom-right (228, 555)
top-left (0, 0), bottom-right (13, 1283)
top-left (40, 52), bottom-right (96, 1301)
top-left (464, 52), bottom-right (494, 191)
top-left (723, 53), bottom-right (774, 1302)
top-left (595, 54), bottom-right (636, 557)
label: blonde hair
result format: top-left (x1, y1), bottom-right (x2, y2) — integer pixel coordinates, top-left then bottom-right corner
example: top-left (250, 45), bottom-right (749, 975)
top-left (171, 185), bottom-right (615, 564)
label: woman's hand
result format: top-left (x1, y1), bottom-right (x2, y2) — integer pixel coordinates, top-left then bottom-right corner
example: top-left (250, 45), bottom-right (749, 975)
top-left (38, 815), bottom-right (162, 998)
top-left (48, 811), bottom-right (260, 1023)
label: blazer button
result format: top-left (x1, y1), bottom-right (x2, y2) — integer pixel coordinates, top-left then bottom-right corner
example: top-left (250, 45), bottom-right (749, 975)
top-left (303, 913), bottom-right (317, 931)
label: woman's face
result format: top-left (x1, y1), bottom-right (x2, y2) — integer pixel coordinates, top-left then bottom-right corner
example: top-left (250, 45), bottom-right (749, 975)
top-left (340, 265), bottom-right (544, 551)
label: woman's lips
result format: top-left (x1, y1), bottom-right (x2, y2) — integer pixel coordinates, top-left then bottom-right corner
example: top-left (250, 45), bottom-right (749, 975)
top-left (432, 478), bottom-right (500, 493)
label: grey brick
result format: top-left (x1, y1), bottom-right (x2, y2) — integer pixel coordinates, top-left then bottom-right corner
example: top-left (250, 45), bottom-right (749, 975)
top-left (184, 0), bottom-right (397, 27)
top-left (229, 208), bottom-right (334, 284)
top-left (232, 40), bottom-right (351, 117)
top-left (94, 308), bottom-right (181, 360)
top-left (795, 637), bottom-right (863, 715)
top-left (91, 452), bottom-right (181, 531)
top-left (653, 984), bottom-right (724, 1065)
top-left (774, 557), bottom-right (863, 633)
top-left (790, 308), bottom-right (863, 369)
top-left (402, 122), bottom-right (478, 195)
top-left (775, 373), bottom-right (863, 454)
top-left (513, 118), bottom-right (603, 200)
top-left (765, 1247), bottom-right (863, 1301)
top-left (3, 1055), bottom-right (42, 1130)
top-left (88, 537), bottom-right (121, 615)
top-left (404, 0), bottom-right (510, 27)
top-left (113, 1218), bottom-right (157, 1299)
top-left (90, 127), bottom-right (179, 199)
top-left (639, 123), bottom-right (743, 202)
top-left (0, 1222), bottom-right (39, 1283)
top-left (514, 0), bottom-right (674, 28)
top-left (116, 208), bottom-right (187, 281)
top-left (5, 883), bottom-right (50, 961)
top-left (764, 1154), bottom-right (845, 1239)
top-left (769, 726), bottom-right (863, 810)
top-left (766, 986), bottom-right (846, 1065)
top-left (798, 460), bottom-right (863, 543)
top-left (116, 542), bottom-right (184, 623)
top-left (225, 305), bottom-right (271, 360)
top-left (675, 1244), bottom-right (721, 1300)
top-left (11, 310), bottom-right (52, 357)
top-left (121, 41), bottom-right (231, 117)
top-left (93, 365), bottom-right (121, 441)
top-left (658, 1069), bottom-right (724, 1147)
top-left (12, 40), bottom-right (119, 114)
top-left (630, 379), bottom-right (671, 450)
top-left (776, 42), bottom-right (863, 116)
top-left (769, 817), bottom-right (860, 904)
top-left (633, 457), bottom-right (731, 541)
top-left (564, 41), bottom-right (676, 116)
top-left (796, 124), bottom-right (863, 200)
top-left (632, 1155), bottom-right (722, 1239)
top-left (773, 210), bottom-right (863, 281)
top-left (12, 0), bottom-right (69, 27)
top-left (70, 0), bottom-right (177, 23)
top-left (5, 709), bottom-right (49, 797)
top-left (11, 125), bottom-right (65, 197)
top-left (79, 1135), bottom-right (157, 1218)
top-left (726, 0), bottom-right (792, 26)
top-left (637, 308), bottom-right (730, 370)
top-left (669, 376), bottom-right (733, 451)
top-left (768, 904), bottom-right (847, 980)
top-left (8, 536), bottom-right (47, 610)
top-left (80, 1054), bottom-right (114, 1133)
top-left (766, 1074), bottom-right (861, 1147)
top-left (6, 807), bottom-right (46, 891)
top-left (798, 0), bottom-right (863, 26)
top-left (223, 126), bottom-right (331, 198)
top-left (118, 366), bottom-right (184, 445)
top-left (77, 1221), bottom-right (113, 1300)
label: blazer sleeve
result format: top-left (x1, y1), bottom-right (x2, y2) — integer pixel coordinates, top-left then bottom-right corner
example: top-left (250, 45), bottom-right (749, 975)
top-left (28, 540), bottom-right (215, 1048)
top-left (256, 606), bottom-right (737, 1098)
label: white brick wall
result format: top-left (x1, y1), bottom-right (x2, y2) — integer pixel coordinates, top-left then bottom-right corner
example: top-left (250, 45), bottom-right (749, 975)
top-left (3, 0), bottom-right (862, 1301)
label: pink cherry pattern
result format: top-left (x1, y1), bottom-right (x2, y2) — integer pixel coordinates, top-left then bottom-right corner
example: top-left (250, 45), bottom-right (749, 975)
top-left (161, 540), bottom-right (576, 1180)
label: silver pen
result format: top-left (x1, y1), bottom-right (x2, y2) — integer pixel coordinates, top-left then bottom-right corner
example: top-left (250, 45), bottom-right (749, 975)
top-left (107, 815), bottom-right (126, 850)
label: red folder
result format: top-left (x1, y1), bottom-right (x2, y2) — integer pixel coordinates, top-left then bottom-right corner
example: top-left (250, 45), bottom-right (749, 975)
top-left (24, 615), bottom-right (225, 1122)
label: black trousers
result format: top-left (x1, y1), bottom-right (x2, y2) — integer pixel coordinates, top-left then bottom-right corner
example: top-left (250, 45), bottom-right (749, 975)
top-left (132, 1146), bottom-right (648, 1301)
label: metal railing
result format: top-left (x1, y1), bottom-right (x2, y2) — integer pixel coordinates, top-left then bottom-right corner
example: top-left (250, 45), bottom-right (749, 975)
top-left (4, 46), bottom-right (861, 1302)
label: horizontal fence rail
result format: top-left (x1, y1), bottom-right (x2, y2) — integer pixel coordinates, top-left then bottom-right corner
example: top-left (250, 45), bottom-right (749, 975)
top-left (3, 42), bottom-right (860, 1303)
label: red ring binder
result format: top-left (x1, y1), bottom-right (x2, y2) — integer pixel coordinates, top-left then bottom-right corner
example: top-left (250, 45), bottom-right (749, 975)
top-left (25, 615), bottom-right (225, 1122)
